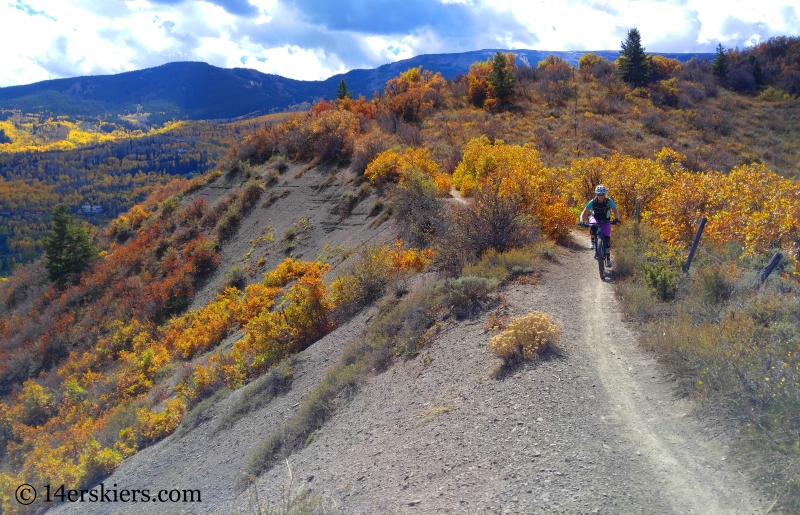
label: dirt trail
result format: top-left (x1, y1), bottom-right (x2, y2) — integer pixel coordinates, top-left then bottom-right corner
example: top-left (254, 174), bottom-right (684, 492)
top-left (247, 233), bottom-right (765, 514)
top-left (578, 232), bottom-right (762, 514)
top-left (52, 233), bottom-right (766, 515)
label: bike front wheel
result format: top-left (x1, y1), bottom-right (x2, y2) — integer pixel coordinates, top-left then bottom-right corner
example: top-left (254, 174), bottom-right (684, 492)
top-left (596, 238), bottom-right (606, 279)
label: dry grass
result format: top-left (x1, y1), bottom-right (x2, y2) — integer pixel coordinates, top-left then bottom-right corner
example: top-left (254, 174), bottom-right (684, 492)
top-left (420, 401), bottom-right (455, 419)
top-left (489, 312), bottom-right (563, 360)
top-left (418, 74), bottom-right (800, 177)
top-left (614, 228), bottom-right (800, 513)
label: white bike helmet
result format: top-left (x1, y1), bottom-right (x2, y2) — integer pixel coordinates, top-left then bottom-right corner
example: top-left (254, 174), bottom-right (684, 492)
top-left (595, 185), bottom-right (607, 195)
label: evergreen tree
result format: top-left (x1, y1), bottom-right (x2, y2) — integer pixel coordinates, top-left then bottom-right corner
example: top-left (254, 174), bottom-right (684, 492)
top-left (43, 205), bottom-right (97, 289)
top-left (748, 54), bottom-right (764, 86)
top-left (336, 79), bottom-right (352, 100)
top-left (712, 43), bottom-right (729, 81)
top-left (488, 52), bottom-right (516, 103)
top-left (618, 28), bottom-right (651, 88)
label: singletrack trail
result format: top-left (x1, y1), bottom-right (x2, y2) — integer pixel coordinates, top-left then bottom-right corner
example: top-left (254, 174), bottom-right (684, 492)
top-left (247, 233), bottom-right (765, 514)
top-left (575, 230), bottom-right (763, 514)
top-left (53, 234), bottom-right (766, 515)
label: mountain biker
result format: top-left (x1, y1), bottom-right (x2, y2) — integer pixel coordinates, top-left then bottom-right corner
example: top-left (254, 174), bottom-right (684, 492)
top-left (579, 185), bottom-right (620, 266)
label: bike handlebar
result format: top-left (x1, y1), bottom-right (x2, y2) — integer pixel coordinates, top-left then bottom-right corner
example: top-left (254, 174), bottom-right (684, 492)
top-left (578, 219), bottom-right (619, 227)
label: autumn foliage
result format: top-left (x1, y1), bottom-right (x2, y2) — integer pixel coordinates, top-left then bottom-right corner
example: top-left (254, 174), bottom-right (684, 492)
top-left (365, 147), bottom-right (451, 194)
top-left (564, 148), bottom-right (800, 256)
top-left (452, 136), bottom-right (574, 240)
top-left (462, 52), bottom-right (516, 110)
top-left (383, 66), bottom-right (447, 123)
top-left (0, 167), bottom-right (434, 512)
top-left (3, 53), bottom-right (800, 513)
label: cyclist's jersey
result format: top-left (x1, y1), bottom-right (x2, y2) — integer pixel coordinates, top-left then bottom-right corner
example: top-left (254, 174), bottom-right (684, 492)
top-left (585, 197), bottom-right (616, 221)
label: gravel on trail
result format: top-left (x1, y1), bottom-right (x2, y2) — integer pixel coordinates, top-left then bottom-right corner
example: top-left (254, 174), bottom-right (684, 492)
top-left (53, 233), bottom-right (765, 515)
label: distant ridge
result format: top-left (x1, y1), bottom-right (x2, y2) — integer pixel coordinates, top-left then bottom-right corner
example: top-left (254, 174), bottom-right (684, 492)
top-left (0, 50), bottom-right (714, 122)
top-left (327, 49), bottom-right (714, 100)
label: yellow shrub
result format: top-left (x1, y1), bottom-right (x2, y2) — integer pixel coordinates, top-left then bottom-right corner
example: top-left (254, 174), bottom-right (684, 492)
top-left (489, 312), bottom-right (561, 359)
top-left (454, 136), bottom-right (573, 239)
top-left (364, 147), bottom-right (441, 188)
top-left (79, 439), bottom-right (123, 480)
top-left (137, 397), bottom-right (186, 443)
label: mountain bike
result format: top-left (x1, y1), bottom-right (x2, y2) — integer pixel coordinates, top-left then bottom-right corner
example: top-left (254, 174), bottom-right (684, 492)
top-left (579, 219), bottom-right (617, 280)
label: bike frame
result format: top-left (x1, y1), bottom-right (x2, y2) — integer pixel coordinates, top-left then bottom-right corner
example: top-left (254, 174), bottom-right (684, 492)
top-left (589, 219), bottom-right (612, 279)
top-left (589, 219), bottom-right (611, 260)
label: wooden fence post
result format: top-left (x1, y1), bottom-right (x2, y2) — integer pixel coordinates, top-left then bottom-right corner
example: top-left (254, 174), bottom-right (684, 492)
top-left (683, 217), bottom-right (707, 273)
top-left (757, 252), bottom-right (783, 286)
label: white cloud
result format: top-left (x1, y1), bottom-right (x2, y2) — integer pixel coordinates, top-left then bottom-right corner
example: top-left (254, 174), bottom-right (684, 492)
top-left (0, 0), bottom-right (798, 87)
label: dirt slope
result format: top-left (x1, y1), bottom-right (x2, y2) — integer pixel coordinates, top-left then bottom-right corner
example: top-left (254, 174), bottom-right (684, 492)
top-left (242, 235), bottom-right (764, 515)
top-left (53, 232), bottom-right (764, 515)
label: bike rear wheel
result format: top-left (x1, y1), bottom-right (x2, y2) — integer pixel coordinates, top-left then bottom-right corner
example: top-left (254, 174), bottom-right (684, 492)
top-left (597, 238), bottom-right (606, 279)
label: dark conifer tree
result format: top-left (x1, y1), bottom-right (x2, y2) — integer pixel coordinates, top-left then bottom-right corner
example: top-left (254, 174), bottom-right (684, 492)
top-left (618, 28), bottom-right (651, 88)
top-left (336, 80), bottom-right (352, 100)
top-left (488, 52), bottom-right (515, 103)
top-left (43, 205), bottom-right (97, 289)
top-left (748, 54), bottom-right (764, 86)
top-left (712, 43), bottom-right (730, 81)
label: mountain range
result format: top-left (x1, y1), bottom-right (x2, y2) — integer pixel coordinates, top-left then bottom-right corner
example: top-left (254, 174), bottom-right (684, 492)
top-left (0, 49), bottom-right (713, 123)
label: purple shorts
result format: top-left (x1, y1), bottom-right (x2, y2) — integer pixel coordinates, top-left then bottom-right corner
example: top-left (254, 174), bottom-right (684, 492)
top-left (589, 216), bottom-right (611, 237)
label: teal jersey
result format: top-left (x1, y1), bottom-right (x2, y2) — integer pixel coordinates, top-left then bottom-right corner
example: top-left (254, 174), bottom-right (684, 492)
top-left (585, 197), bottom-right (616, 221)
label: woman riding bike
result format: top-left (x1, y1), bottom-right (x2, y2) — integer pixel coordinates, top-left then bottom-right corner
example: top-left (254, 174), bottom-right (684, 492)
top-left (579, 185), bottom-right (620, 267)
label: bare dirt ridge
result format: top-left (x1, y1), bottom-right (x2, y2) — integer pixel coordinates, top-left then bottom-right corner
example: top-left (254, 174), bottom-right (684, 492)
top-left (246, 234), bottom-right (765, 515)
top-left (52, 217), bottom-right (764, 514)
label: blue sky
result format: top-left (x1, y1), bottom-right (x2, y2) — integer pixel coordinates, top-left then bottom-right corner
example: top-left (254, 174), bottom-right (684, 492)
top-left (1, 0), bottom-right (799, 87)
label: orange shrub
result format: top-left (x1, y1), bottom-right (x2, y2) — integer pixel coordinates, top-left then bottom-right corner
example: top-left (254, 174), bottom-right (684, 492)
top-left (310, 99), bottom-right (336, 117)
top-left (465, 60), bottom-right (492, 108)
top-left (337, 95), bottom-right (378, 120)
top-left (384, 67), bottom-right (447, 123)
top-left (310, 108), bottom-right (360, 160)
top-left (453, 136), bottom-right (573, 239)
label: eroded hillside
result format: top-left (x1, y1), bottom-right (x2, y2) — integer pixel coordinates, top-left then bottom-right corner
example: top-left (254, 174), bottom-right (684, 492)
top-left (1, 46), bottom-right (799, 513)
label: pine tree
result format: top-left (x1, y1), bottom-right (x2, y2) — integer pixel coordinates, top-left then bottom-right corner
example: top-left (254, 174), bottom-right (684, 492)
top-left (488, 52), bottom-right (516, 103)
top-left (43, 205), bottom-right (97, 289)
top-left (748, 54), bottom-right (764, 86)
top-left (336, 79), bottom-right (352, 100)
top-left (712, 43), bottom-right (729, 81)
top-left (617, 28), bottom-right (651, 88)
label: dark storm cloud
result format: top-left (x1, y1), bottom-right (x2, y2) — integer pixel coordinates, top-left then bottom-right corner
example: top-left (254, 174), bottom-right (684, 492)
top-left (150, 0), bottom-right (258, 17)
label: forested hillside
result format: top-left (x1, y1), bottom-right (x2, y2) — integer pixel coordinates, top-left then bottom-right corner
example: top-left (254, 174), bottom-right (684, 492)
top-left (0, 118), bottom-right (289, 275)
top-left (0, 36), bottom-right (799, 513)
